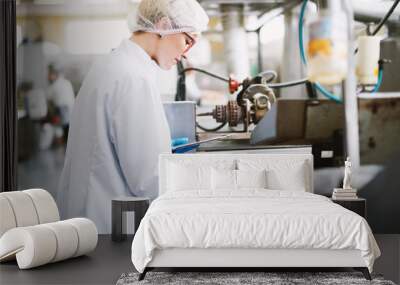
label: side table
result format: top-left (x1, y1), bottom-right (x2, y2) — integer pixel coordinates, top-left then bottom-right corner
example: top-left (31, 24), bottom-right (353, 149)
top-left (331, 197), bottom-right (366, 218)
top-left (112, 197), bottom-right (149, 242)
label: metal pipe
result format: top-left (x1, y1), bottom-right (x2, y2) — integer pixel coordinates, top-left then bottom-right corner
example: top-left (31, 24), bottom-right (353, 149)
top-left (257, 28), bottom-right (263, 73)
top-left (281, 5), bottom-right (308, 99)
top-left (220, 4), bottom-right (250, 81)
top-left (343, 0), bottom-right (361, 169)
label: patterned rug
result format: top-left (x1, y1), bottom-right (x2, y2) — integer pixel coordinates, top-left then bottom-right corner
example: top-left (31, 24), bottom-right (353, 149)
top-left (116, 271), bottom-right (396, 285)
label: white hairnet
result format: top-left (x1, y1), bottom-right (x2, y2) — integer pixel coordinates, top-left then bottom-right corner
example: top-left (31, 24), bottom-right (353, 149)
top-left (128, 0), bottom-right (209, 36)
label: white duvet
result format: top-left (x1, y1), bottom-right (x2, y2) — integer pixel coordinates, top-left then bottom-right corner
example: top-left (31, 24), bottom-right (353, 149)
top-left (131, 190), bottom-right (380, 273)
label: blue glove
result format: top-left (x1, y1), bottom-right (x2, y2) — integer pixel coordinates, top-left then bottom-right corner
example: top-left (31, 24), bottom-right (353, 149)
top-left (173, 143), bottom-right (199, 154)
top-left (171, 137), bottom-right (189, 147)
top-left (171, 137), bottom-right (200, 153)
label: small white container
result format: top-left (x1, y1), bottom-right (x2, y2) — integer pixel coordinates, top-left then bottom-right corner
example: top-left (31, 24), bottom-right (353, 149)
top-left (356, 35), bottom-right (381, 85)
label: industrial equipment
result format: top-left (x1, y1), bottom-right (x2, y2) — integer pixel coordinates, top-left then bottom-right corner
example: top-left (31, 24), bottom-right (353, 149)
top-left (173, 0), bottom-right (399, 168)
top-left (197, 73), bottom-right (276, 132)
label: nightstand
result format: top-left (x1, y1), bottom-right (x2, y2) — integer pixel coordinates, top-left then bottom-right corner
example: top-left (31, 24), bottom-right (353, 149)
top-left (331, 197), bottom-right (366, 218)
top-left (111, 197), bottom-right (150, 242)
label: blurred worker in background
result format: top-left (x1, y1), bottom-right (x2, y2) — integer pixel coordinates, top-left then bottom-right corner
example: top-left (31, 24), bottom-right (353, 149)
top-left (18, 82), bottom-right (48, 153)
top-left (20, 82), bottom-right (48, 122)
top-left (58, 0), bottom-right (209, 233)
top-left (47, 64), bottom-right (75, 143)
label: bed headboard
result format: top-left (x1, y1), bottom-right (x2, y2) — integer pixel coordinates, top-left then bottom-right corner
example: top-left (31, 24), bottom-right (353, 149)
top-left (159, 153), bottom-right (314, 195)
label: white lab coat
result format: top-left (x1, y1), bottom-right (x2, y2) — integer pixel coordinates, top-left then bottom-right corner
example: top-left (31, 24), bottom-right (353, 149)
top-left (47, 76), bottom-right (75, 125)
top-left (26, 88), bottom-right (47, 120)
top-left (57, 39), bottom-right (172, 233)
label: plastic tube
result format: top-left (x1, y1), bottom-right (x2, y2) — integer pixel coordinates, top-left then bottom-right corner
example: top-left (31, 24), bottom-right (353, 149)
top-left (371, 69), bottom-right (383, 93)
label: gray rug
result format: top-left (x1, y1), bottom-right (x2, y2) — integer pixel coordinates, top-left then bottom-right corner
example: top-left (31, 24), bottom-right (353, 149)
top-left (116, 271), bottom-right (396, 285)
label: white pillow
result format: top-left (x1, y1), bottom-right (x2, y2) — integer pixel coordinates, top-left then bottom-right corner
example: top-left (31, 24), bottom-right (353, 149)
top-left (211, 169), bottom-right (237, 191)
top-left (167, 162), bottom-right (212, 191)
top-left (237, 158), bottom-right (309, 192)
top-left (266, 167), bottom-right (306, 191)
top-left (211, 169), bottom-right (268, 191)
top-left (236, 169), bottom-right (268, 189)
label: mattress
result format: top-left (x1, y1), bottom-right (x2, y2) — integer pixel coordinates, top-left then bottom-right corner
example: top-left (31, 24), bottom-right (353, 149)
top-left (131, 190), bottom-right (380, 273)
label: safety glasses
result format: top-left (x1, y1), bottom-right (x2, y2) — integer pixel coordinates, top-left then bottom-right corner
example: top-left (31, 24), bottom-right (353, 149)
top-left (183, 32), bottom-right (196, 54)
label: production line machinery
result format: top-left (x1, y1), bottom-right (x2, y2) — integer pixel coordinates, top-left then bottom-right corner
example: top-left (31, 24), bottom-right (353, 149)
top-left (172, 0), bottom-right (399, 168)
top-left (197, 73), bottom-right (276, 132)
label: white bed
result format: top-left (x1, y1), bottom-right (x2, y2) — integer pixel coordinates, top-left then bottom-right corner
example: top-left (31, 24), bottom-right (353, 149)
top-left (131, 154), bottom-right (380, 280)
